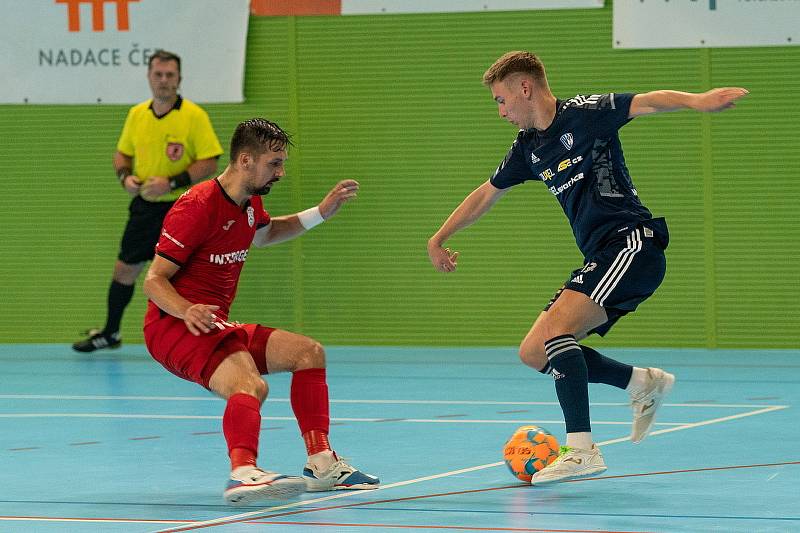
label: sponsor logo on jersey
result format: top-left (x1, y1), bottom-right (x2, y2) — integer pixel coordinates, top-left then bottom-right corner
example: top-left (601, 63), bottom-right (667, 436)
top-left (209, 249), bottom-right (249, 265)
top-left (223, 219), bottom-right (235, 231)
top-left (560, 132), bottom-right (574, 150)
top-left (557, 155), bottom-right (583, 172)
top-left (571, 274), bottom-right (584, 284)
top-left (539, 168), bottom-right (555, 181)
top-left (549, 172), bottom-right (584, 196)
top-left (247, 206), bottom-right (255, 227)
top-left (530, 152), bottom-right (540, 164)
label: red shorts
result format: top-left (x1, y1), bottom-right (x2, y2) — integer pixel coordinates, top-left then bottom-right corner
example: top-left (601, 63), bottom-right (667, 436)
top-left (144, 312), bottom-right (275, 389)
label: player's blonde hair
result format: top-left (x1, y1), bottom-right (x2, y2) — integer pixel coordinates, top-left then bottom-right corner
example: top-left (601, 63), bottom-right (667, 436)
top-left (482, 51), bottom-right (546, 86)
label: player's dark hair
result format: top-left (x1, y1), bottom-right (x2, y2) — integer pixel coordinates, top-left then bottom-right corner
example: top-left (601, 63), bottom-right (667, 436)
top-left (230, 118), bottom-right (293, 161)
top-left (148, 49), bottom-right (181, 73)
top-left (482, 51), bottom-right (546, 86)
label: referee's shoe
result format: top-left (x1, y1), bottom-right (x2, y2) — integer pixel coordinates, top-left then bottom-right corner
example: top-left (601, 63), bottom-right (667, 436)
top-left (72, 329), bottom-right (121, 353)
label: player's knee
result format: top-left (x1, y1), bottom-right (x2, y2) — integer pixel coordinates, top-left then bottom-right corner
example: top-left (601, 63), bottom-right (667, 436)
top-left (222, 374), bottom-right (267, 403)
top-left (519, 338), bottom-right (547, 371)
top-left (243, 376), bottom-right (268, 402)
top-left (294, 339), bottom-right (326, 371)
top-left (113, 261), bottom-right (142, 285)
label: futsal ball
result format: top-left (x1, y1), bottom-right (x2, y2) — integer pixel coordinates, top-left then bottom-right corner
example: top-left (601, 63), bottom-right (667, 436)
top-left (503, 425), bottom-right (560, 482)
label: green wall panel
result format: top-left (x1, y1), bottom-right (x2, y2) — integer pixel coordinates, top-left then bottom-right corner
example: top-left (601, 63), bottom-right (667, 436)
top-left (0, 6), bottom-right (797, 348)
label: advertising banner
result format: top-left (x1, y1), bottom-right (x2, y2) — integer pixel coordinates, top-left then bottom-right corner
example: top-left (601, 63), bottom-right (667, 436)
top-left (0, 0), bottom-right (250, 104)
top-left (613, 0), bottom-right (799, 49)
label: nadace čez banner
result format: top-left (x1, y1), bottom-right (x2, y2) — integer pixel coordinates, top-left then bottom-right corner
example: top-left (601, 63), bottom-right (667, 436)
top-left (0, 0), bottom-right (249, 104)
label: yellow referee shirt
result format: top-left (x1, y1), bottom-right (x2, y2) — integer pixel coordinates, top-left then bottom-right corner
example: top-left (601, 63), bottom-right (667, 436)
top-left (116, 96), bottom-right (224, 202)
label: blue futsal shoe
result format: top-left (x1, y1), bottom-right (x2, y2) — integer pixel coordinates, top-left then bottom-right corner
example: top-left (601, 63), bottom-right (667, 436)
top-left (303, 454), bottom-right (380, 491)
top-left (224, 466), bottom-right (306, 506)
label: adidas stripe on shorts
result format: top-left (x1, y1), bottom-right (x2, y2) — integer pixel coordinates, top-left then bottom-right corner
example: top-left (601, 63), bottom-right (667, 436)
top-left (544, 223), bottom-right (667, 336)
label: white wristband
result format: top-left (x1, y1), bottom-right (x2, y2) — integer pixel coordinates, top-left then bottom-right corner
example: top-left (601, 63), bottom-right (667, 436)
top-left (297, 206), bottom-right (325, 230)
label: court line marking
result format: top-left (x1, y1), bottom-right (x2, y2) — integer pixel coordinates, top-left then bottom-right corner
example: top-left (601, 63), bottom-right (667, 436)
top-left (0, 515), bottom-right (658, 533)
top-left (158, 458), bottom-right (800, 533)
top-left (150, 404), bottom-right (789, 532)
top-left (0, 413), bottom-right (693, 426)
top-left (0, 394), bottom-right (784, 409)
top-left (0, 406), bottom-right (788, 533)
top-left (3, 460), bottom-right (798, 530)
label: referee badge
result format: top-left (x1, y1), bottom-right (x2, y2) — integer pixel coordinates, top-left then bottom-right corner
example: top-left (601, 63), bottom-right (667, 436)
top-left (166, 142), bottom-right (184, 161)
top-left (246, 206), bottom-right (255, 227)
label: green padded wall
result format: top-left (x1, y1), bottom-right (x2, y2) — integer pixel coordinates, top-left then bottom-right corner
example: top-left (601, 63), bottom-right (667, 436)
top-left (0, 6), bottom-right (797, 347)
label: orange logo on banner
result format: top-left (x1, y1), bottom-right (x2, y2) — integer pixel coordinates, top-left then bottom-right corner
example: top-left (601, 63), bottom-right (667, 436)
top-left (250, 0), bottom-right (341, 16)
top-left (55, 0), bottom-right (140, 32)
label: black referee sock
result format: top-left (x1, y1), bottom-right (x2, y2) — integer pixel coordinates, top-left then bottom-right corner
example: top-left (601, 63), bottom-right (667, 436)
top-left (545, 334), bottom-right (591, 434)
top-left (102, 280), bottom-right (135, 338)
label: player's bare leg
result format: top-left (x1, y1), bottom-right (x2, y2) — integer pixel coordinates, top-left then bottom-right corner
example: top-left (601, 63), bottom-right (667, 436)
top-left (520, 290), bottom-right (609, 484)
top-left (261, 330), bottom-right (379, 491)
top-left (209, 351), bottom-right (306, 505)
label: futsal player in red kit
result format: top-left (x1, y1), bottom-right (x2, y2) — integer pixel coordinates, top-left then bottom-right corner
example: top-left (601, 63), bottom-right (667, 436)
top-left (143, 118), bottom-right (378, 506)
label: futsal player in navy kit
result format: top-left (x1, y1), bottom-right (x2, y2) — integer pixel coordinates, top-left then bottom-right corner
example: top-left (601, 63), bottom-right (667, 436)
top-left (427, 51), bottom-right (748, 484)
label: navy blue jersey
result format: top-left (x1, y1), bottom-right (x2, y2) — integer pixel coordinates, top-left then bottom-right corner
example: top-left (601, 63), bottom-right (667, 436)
top-left (490, 93), bottom-right (665, 257)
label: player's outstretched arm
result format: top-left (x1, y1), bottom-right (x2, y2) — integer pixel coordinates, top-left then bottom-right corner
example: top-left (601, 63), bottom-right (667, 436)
top-left (143, 255), bottom-right (220, 336)
top-left (629, 88), bottom-right (749, 117)
top-left (253, 179), bottom-right (359, 247)
top-left (427, 180), bottom-right (509, 273)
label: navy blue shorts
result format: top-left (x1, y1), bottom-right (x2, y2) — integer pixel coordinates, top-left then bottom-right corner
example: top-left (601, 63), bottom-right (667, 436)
top-left (544, 222), bottom-right (668, 336)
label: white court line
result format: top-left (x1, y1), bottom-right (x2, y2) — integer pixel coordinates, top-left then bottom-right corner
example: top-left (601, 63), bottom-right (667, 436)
top-left (0, 413), bottom-right (701, 426)
top-left (0, 394), bottom-right (781, 409)
top-left (0, 404), bottom-right (791, 531)
top-left (151, 403), bottom-right (790, 533)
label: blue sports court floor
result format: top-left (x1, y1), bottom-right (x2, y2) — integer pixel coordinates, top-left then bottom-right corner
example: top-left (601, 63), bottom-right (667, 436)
top-left (1, 344), bottom-right (798, 532)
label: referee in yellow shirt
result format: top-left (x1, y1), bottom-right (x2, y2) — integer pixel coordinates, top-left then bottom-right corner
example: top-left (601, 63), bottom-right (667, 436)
top-left (74, 50), bottom-right (223, 352)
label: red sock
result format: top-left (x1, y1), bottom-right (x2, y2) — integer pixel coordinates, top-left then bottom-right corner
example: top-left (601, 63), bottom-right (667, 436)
top-left (303, 429), bottom-right (331, 456)
top-left (291, 368), bottom-right (331, 454)
top-left (223, 393), bottom-right (262, 470)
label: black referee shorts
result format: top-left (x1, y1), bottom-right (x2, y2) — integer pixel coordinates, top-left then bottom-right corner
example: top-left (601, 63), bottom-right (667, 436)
top-left (544, 222), bottom-right (668, 337)
top-left (118, 196), bottom-right (175, 265)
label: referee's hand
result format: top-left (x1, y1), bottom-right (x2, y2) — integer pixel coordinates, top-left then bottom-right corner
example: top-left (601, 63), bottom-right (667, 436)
top-left (122, 174), bottom-right (142, 197)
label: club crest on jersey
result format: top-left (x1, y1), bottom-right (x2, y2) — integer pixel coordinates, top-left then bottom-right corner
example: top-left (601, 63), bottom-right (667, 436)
top-left (166, 142), bottom-right (184, 162)
top-left (246, 206), bottom-right (255, 227)
top-left (530, 152), bottom-right (541, 164)
top-left (560, 133), bottom-right (574, 150)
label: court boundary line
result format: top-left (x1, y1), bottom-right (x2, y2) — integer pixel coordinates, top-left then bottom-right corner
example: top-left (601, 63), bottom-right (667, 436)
top-left (149, 404), bottom-right (788, 532)
top-left (0, 413), bottom-right (697, 426)
top-left (2, 458), bottom-right (794, 530)
top-left (0, 394), bottom-right (785, 409)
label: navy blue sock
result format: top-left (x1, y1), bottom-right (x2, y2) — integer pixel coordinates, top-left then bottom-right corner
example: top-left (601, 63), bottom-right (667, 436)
top-left (103, 280), bottom-right (135, 337)
top-left (581, 345), bottom-right (633, 390)
top-left (544, 334), bottom-right (590, 434)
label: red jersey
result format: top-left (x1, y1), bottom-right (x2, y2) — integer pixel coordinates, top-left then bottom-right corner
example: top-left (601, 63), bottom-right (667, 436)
top-left (145, 178), bottom-right (270, 326)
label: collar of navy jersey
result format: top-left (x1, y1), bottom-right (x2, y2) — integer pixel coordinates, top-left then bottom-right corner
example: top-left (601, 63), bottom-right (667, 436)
top-left (520, 98), bottom-right (564, 139)
top-left (214, 178), bottom-right (251, 211)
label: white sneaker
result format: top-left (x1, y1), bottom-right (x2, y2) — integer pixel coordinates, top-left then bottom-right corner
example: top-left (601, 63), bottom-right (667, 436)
top-left (630, 367), bottom-right (675, 444)
top-left (530, 445), bottom-right (607, 485)
top-left (224, 466), bottom-right (306, 506)
top-left (303, 455), bottom-right (379, 492)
